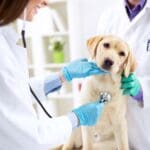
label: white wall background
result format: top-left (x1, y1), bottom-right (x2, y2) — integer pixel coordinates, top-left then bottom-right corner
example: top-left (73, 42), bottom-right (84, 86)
top-left (68, 0), bottom-right (120, 59)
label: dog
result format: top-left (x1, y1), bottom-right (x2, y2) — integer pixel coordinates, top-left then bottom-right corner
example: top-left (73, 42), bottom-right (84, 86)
top-left (62, 35), bottom-right (137, 150)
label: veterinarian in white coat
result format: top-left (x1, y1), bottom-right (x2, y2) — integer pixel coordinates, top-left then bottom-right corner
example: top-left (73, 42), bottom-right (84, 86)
top-left (0, 0), bottom-right (106, 150)
top-left (97, 0), bottom-right (150, 149)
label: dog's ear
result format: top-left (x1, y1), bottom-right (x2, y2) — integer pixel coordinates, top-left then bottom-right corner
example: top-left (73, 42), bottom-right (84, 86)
top-left (87, 36), bottom-right (104, 59)
top-left (124, 51), bottom-right (137, 77)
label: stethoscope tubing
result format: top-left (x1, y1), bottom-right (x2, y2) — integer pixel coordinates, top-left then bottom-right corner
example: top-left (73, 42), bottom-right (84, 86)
top-left (21, 29), bottom-right (53, 119)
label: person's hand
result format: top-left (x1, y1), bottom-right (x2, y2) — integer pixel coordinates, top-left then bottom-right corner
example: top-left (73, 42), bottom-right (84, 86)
top-left (72, 101), bottom-right (104, 126)
top-left (121, 73), bottom-right (141, 97)
top-left (62, 58), bottom-right (107, 81)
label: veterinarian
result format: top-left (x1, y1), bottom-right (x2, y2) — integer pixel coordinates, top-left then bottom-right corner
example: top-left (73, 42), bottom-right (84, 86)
top-left (0, 0), bottom-right (107, 149)
top-left (97, 0), bottom-right (150, 149)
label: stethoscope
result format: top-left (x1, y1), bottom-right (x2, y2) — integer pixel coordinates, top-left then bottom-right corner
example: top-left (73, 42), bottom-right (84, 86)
top-left (21, 10), bottom-right (112, 119)
top-left (21, 30), bottom-right (53, 118)
top-left (21, 9), bottom-right (52, 118)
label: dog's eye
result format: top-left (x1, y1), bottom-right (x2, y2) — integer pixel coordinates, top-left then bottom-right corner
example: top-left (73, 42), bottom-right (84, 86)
top-left (103, 43), bottom-right (110, 48)
top-left (119, 51), bottom-right (125, 56)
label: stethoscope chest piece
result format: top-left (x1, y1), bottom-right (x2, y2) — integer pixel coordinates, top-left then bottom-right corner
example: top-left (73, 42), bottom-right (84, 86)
top-left (99, 92), bottom-right (111, 104)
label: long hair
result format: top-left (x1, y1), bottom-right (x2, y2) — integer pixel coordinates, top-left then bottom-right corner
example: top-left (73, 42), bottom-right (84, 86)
top-left (0, 0), bottom-right (29, 26)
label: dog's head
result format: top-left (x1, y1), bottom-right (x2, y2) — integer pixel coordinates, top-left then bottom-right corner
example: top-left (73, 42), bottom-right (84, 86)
top-left (87, 35), bottom-right (137, 77)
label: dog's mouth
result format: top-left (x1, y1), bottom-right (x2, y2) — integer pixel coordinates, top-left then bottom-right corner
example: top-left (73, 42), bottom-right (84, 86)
top-left (99, 66), bottom-right (109, 72)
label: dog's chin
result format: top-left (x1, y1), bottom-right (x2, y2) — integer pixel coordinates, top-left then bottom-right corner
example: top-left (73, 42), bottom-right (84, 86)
top-left (99, 66), bottom-right (109, 73)
top-left (100, 65), bottom-right (120, 75)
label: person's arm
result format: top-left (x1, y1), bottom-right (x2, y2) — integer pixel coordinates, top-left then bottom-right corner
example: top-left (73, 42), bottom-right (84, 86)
top-left (0, 38), bottom-right (72, 149)
top-left (121, 73), bottom-right (144, 104)
top-left (30, 73), bottom-right (64, 101)
top-left (44, 72), bottom-right (67, 95)
top-left (121, 73), bottom-right (150, 109)
top-left (31, 58), bottom-right (107, 99)
top-left (0, 29), bottom-right (106, 149)
top-left (0, 70), bottom-right (104, 150)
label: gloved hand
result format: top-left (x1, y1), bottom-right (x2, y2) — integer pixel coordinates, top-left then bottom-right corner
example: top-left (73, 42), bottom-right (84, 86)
top-left (72, 101), bottom-right (104, 126)
top-left (62, 58), bottom-right (107, 81)
top-left (121, 73), bottom-right (141, 97)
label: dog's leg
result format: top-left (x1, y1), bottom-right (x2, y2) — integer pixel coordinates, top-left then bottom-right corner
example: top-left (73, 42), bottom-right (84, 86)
top-left (81, 126), bottom-right (93, 150)
top-left (93, 139), bottom-right (117, 150)
top-left (111, 117), bottom-right (129, 150)
top-left (62, 128), bottom-right (82, 150)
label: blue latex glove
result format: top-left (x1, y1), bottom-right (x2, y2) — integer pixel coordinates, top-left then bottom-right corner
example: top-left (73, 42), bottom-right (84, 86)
top-left (72, 101), bottom-right (104, 126)
top-left (62, 58), bottom-right (107, 81)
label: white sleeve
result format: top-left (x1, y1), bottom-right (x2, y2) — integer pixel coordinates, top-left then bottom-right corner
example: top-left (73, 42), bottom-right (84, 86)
top-left (139, 77), bottom-right (150, 108)
top-left (30, 73), bottom-right (62, 102)
top-left (0, 75), bottom-right (72, 149)
top-left (30, 75), bottom-right (47, 102)
top-left (0, 35), bottom-right (72, 150)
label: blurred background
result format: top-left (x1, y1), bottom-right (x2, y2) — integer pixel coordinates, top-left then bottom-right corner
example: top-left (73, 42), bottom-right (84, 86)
top-left (14, 0), bottom-right (120, 120)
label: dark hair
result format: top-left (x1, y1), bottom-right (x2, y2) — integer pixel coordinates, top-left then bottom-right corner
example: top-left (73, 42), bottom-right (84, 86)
top-left (0, 0), bottom-right (29, 26)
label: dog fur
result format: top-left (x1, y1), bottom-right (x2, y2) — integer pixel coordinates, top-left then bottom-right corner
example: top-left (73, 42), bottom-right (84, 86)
top-left (62, 35), bottom-right (137, 150)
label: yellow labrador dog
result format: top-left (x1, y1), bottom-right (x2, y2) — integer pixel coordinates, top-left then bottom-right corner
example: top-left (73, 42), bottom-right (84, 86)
top-left (62, 35), bottom-right (137, 150)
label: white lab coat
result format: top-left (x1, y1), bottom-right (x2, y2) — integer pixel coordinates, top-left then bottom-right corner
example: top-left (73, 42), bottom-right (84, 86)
top-left (0, 25), bottom-right (72, 150)
top-left (97, 1), bottom-right (150, 149)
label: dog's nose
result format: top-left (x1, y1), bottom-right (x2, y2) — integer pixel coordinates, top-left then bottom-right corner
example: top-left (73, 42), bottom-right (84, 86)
top-left (102, 58), bottom-right (114, 70)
